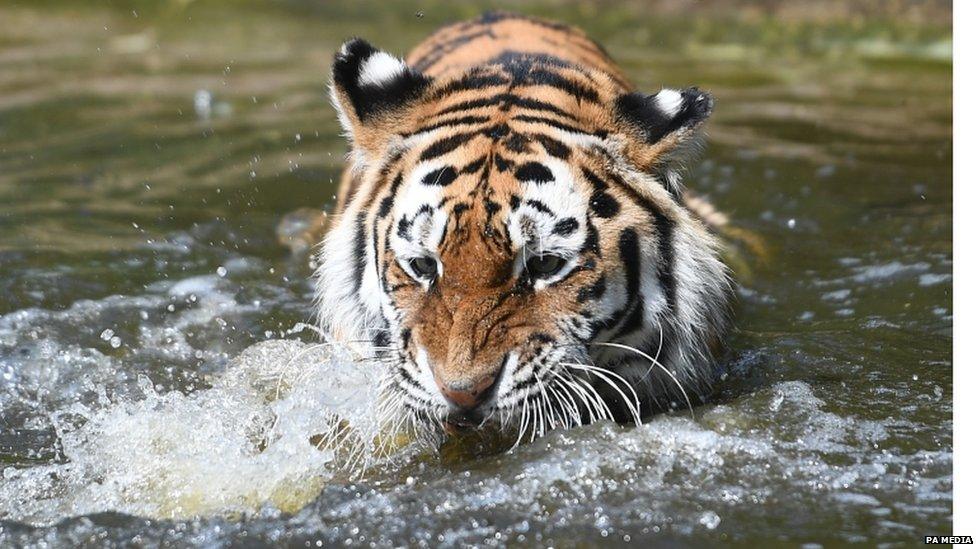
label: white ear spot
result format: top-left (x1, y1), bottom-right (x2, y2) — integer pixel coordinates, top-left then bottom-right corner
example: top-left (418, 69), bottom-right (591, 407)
top-left (655, 88), bottom-right (684, 118)
top-left (358, 52), bottom-right (406, 87)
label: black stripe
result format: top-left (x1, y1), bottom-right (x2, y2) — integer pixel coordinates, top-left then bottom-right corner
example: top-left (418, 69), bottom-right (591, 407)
top-left (503, 133), bottom-right (529, 153)
top-left (506, 96), bottom-right (575, 118)
top-left (396, 216), bottom-right (411, 239)
top-left (615, 228), bottom-right (643, 337)
top-left (617, 302), bottom-right (644, 337)
top-left (582, 218), bottom-right (601, 257)
top-left (589, 192), bottom-right (620, 218)
top-left (434, 93), bottom-right (577, 120)
top-left (528, 332), bottom-right (556, 344)
top-left (434, 93), bottom-right (578, 122)
top-left (581, 167), bottom-right (620, 218)
top-left (604, 172), bottom-right (677, 312)
top-left (372, 330), bottom-right (390, 348)
top-left (486, 124), bottom-right (509, 139)
top-left (397, 367), bottom-right (427, 394)
top-left (485, 199), bottom-right (501, 218)
top-left (452, 202), bottom-right (471, 217)
top-left (403, 115), bottom-right (490, 136)
top-left (377, 172), bottom-right (403, 218)
top-left (351, 212), bottom-right (368, 295)
top-left (513, 115), bottom-right (606, 137)
top-left (553, 217), bottom-right (579, 236)
top-left (421, 166), bottom-right (458, 186)
top-left (654, 214), bottom-right (677, 313)
top-left (461, 155), bottom-right (487, 174)
top-left (513, 66), bottom-right (600, 103)
top-left (576, 275), bottom-right (607, 303)
top-left (526, 199), bottom-right (554, 216)
top-left (419, 132), bottom-right (477, 161)
top-left (514, 162), bottom-right (554, 183)
top-left (428, 72), bottom-right (509, 101)
top-left (532, 133), bottom-right (571, 159)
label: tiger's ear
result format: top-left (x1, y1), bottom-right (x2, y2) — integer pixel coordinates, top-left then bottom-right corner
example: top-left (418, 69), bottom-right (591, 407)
top-left (330, 38), bottom-right (431, 153)
top-left (614, 87), bottom-right (713, 195)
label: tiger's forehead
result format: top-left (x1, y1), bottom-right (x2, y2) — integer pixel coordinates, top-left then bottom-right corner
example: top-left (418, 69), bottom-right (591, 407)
top-left (388, 132), bottom-right (589, 259)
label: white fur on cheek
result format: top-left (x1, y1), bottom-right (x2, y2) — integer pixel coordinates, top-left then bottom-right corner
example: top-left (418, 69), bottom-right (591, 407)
top-left (490, 352), bottom-right (520, 404)
top-left (655, 88), bottom-right (684, 119)
top-left (358, 52), bottom-right (406, 87)
top-left (314, 209), bottom-right (377, 348)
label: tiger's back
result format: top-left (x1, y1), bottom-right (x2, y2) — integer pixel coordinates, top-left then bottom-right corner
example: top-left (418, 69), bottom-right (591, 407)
top-left (406, 12), bottom-right (630, 89)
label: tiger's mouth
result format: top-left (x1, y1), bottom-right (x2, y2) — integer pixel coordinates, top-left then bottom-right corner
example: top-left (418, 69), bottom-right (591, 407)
top-left (392, 345), bottom-right (648, 445)
top-left (442, 410), bottom-right (485, 434)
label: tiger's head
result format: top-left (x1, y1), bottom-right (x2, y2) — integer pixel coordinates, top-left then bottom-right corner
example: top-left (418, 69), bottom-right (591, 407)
top-left (316, 39), bottom-right (731, 434)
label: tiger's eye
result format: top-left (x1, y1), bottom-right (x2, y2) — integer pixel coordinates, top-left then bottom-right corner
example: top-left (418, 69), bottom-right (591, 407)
top-left (526, 254), bottom-right (566, 278)
top-left (409, 256), bottom-right (439, 280)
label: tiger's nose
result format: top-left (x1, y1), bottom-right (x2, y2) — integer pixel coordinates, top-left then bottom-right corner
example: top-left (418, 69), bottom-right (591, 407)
top-left (436, 371), bottom-right (499, 410)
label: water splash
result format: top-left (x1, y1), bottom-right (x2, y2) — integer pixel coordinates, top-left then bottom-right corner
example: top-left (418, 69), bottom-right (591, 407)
top-left (0, 340), bottom-right (391, 524)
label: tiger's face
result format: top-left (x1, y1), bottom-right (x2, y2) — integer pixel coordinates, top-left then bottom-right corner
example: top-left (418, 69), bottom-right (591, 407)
top-left (317, 39), bottom-right (731, 433)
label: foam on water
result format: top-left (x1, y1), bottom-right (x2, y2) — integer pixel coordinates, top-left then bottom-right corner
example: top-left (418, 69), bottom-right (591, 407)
top-left (0, 339), bottom-right (390, 524)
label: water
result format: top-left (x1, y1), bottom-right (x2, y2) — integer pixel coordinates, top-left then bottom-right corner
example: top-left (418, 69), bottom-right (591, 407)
top-left (0, 1), bottom-right (951, 546)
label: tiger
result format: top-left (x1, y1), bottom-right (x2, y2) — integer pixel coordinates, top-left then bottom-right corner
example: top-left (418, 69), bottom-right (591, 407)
top-left (314, 11), bottom-right (733, 437)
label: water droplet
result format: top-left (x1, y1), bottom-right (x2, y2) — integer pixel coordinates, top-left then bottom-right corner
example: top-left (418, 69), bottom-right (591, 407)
top-left (787, 218), bottom-right (796, 229)
top-left (699, 510), bottom-right (721, 530)
top-left (109, 336), bottom-right (122, 349)
top-left (216, 266), bottom-right (227, 277)
top-left (194, 90), bottom-right (213, 120)
top-left (100, 329), bottom-right (114, 341)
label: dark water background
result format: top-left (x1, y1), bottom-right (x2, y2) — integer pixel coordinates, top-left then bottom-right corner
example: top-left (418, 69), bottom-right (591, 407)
top-left (0, 1), bottom-right (951, 546)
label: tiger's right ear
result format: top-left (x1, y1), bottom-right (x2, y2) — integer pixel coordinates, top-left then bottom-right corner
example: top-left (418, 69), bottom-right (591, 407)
top-left (330, 38), bottom-right (431, 153)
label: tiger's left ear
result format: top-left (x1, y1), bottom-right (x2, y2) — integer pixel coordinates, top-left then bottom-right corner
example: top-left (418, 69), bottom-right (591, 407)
top-left (330, 38), bottom-right (432, 153)
top-left (614, 87), bottom-right (713, 195)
